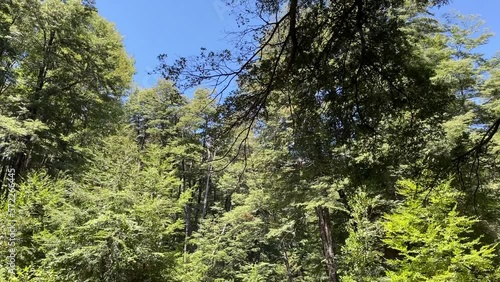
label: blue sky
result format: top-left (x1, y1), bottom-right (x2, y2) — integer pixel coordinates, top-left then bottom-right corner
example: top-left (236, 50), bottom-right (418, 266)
top-left (96, 0), bottom-right (240, 88)
top-left (96, 0), bottom-right (500, 88)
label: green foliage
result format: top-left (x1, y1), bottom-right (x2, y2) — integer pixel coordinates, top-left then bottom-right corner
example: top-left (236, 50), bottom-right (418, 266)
top-left (1, 1), bottom-right (499, 281)
top-left (340, 191), bottom-right (386, 282)
top-left (178, 204), bottom-right (274, 281)
top-left (0, 136), bottom-right (186, 281)
top-left (383, 180), bottom-right (498, 281)
top-left (125, 80), bottom-right (186, 147)
top-left (0, 0), bottom-right (134, 176)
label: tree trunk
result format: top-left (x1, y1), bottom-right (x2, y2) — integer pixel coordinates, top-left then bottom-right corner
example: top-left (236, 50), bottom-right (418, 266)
top-left (224, 194), bottom-right (232, 212)
top-left (31, 29), bottom-right (56, 117)
top-left (202, 148), bottom-right (215, 218)
top-left (315, 206), bottom-right (338, 282)
top-left (12, 152), bottom-right (25, 180)
top-left (0, 158), bottom-right (7, 197)
top-left (184, 202), bottom-right (192, 254)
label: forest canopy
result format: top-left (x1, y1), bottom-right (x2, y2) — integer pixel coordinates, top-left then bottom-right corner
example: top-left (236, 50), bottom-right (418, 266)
top-left (1, 0), bottom-right (499, 281)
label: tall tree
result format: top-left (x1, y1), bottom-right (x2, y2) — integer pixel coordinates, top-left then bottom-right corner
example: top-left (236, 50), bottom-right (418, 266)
top-left (0, 0), bottom-right (134, 193)
top-left (157, 2), bottom-right (500, 279)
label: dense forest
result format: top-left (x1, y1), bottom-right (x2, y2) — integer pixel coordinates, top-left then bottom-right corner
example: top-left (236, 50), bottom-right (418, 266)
top-left (1, 0), bottom-right (499, 281)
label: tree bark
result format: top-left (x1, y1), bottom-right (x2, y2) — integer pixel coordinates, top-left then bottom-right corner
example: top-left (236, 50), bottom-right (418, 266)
top-left (315, 206), bottom-right (338, 282)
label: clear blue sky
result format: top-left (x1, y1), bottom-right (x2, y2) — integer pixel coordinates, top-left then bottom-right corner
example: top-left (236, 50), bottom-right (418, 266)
top-left (96, 0), bottom-right (240, 88)
top-left (95, 0), bottom-right (500, 88)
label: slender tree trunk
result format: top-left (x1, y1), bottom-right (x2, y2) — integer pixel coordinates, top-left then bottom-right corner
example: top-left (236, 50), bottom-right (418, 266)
top-left (12, 152), bottom-right (25, 179)
top-left (224, 194), bottom-right (232, 212)
top-left (197, 178), bottom-right (203, 203)
top-left (315, 206), bottom-right (338, 282)
top-left (31, 29), bottom-right (55, 117)
top-left (184, 202), bottom-right (192, 252)
top-left (213, 177), bottom-right (216, 203)
top-left (0, 158), bottom-right (7, 196)
top-left (202, 148), bottom-right (215, 218)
